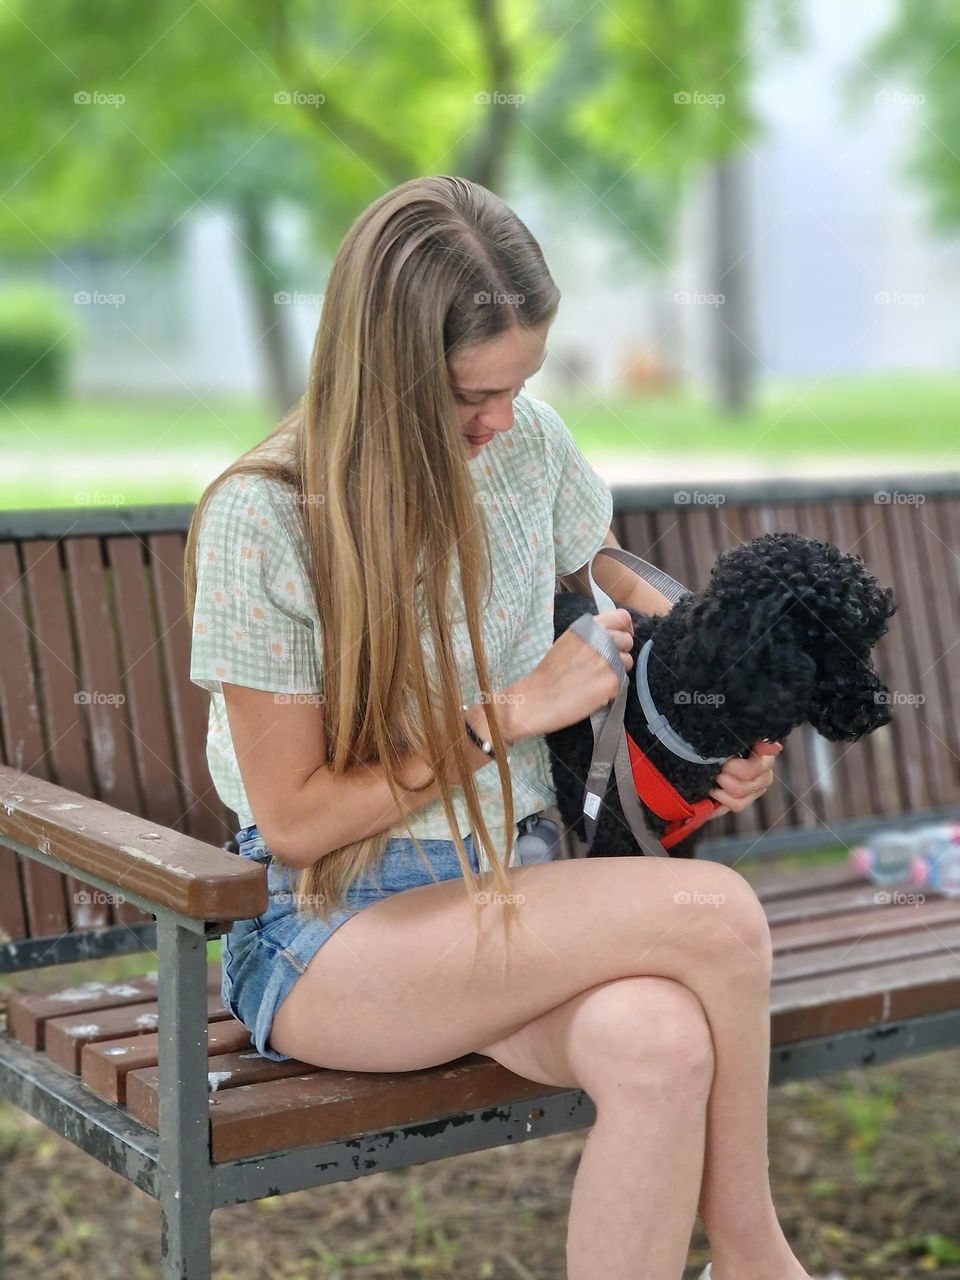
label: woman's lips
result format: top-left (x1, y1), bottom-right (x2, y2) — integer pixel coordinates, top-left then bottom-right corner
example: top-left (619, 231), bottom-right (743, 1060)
top-left (465, 431), bottom-right (494, 445)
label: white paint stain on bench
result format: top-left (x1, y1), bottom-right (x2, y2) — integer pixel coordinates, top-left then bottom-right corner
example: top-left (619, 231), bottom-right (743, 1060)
top-left (50, 982), bottom-right (111, 1002)
top-left (207, 1071), bottom-right (233, 1092)
top-left (104, 1047), bottom-right (129, 1056)
top-left (66, 1024), bottom-right (101, 1037)
top-left (134, 1013), bottom-right (159, 1030)
top-left (49, 803), bottom-right (83, 811)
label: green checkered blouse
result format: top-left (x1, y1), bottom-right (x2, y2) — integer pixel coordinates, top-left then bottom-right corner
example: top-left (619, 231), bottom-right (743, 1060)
top-left (189, 390), bottom-right (613, 871)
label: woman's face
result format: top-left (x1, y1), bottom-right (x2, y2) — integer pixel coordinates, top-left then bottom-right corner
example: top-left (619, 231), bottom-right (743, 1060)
top-left (447, 320), bottom-right (550, 455)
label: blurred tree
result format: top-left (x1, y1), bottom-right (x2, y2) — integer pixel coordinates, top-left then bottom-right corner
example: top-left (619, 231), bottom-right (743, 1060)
top-left (0, 0), bottom-right (796, 416)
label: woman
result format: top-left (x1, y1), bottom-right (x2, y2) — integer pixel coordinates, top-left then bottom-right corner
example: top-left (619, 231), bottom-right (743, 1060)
top-left (185, 176), bottom-right (804, 1280)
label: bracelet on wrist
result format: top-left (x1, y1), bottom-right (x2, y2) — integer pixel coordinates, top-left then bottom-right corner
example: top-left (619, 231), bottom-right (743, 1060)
top-left (462, 703), bottom-right (511, 764)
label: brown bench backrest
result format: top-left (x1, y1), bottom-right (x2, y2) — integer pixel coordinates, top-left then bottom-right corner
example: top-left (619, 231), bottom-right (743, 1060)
top-left (1, 479), bottom-right (958, 947)
top-left (0, 508), bottom-right (235, 944)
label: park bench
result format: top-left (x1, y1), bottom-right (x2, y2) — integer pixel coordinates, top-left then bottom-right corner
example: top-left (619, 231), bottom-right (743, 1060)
top-left (1, 474), bottom-right (959, 1278)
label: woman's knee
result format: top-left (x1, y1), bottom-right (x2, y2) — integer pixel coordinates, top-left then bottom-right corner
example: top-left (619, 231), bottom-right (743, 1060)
top-left (568, 976), bottom-right (715, 1100)
top-left (683, 863), bottom-right (773, 981)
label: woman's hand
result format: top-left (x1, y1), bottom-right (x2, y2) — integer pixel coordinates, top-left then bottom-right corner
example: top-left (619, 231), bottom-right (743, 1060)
top-left (708, 740), bottom-right (783, 817)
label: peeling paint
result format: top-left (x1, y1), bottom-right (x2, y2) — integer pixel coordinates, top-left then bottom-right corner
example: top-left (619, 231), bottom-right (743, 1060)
top-left (66, 1023), bottom-right (101, 1037)
top-left (38, 835), bottom-right (51, 855)
top-left (118, 844), bottom-right (192, 876)
top-left (104, 1047), bottom-right (129, 1056)
top-left (50, 803), bottom-right (83, 811)
top-left (106, 984), bottom-right (141, 998)
top-left (135, 1013), bottom-right (159, 1030)
top-left (207, 1070), bottom-right (233, 1092)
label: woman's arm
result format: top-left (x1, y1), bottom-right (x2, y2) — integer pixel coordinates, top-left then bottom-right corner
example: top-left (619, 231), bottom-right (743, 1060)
top-left (222, 683), bottom-right (514, 869)
top-left (558, 528), bottom-right (673, 617)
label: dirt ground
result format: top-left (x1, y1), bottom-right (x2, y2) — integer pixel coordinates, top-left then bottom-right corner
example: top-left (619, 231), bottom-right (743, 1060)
top-left (2, 1040), bottom-right (959, 1279)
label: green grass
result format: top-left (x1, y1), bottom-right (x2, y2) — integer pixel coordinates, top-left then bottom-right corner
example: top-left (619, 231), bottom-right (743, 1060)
top-left (2, 374), bottom-right (958, 509)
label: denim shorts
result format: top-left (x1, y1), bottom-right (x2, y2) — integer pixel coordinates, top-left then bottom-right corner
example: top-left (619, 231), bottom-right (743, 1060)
top-left (221, 819), bottom-right (545, 1063)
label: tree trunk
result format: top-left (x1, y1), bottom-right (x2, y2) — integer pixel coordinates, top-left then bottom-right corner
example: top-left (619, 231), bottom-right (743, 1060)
top-left (236, 198), bottom-right (304, 417)
top-left (709, 158), bottom-right (754, 415)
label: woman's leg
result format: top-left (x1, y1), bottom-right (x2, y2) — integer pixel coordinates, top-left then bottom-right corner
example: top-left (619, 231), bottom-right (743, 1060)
top-left (480, 975), bottom-right (716, 1279)
top-left (269, 855), bottom-right (804, 1279)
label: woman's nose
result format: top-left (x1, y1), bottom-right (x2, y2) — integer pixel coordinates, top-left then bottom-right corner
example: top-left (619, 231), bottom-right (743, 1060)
top-left (475, 397), bottom-right (516, 433)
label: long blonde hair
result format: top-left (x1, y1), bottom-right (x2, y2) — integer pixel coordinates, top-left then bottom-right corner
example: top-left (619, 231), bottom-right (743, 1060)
top-left (184, 175), bottom-right (560, 956)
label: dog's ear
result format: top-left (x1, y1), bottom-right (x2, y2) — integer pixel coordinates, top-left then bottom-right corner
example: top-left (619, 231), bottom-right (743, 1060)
top-left (666, 595), bottom-right (819, 751)
top-left (808, 654), bottom-right (893, 741)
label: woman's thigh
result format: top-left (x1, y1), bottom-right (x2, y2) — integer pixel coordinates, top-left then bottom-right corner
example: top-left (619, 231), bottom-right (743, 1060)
top-left (269, 854), bottom-right (770, 1072)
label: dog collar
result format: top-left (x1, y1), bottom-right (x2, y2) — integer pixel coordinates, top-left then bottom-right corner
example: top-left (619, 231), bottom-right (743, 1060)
top-left (635, 639), bottom-right (728, 766)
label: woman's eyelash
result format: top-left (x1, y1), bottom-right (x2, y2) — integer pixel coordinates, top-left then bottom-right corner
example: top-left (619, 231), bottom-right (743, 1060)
top-left (455, 381), bottom-right (526, 406)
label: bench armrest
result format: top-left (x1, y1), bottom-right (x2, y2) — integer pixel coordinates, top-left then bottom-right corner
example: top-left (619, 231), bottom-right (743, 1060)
top-left (0, 766), bottom-right (268, 923)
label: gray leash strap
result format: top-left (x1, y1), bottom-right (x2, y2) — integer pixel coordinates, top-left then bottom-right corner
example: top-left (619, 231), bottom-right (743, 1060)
top-left (568, 613), bottom-right (669, 857)
top-left (564, 547), bottom-right (696, 856)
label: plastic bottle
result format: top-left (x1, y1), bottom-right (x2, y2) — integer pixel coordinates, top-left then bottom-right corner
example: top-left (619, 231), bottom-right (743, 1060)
top-left (912, 823), bottom-right (960, 898)
top-left (848, 830), bottom-right (927, 887)
top-left (514, 814), bottom-right (563, 866)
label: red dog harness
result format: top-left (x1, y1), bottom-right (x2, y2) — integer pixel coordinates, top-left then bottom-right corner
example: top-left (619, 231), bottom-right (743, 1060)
top-left (626, 734), bottom-right (722, 851)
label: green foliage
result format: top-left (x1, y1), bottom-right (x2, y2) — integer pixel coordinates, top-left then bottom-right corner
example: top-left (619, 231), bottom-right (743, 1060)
top-left (860, 0), bottom-right (960, 231)
top-left (0, 285), bottom-right (75, 400)
top-left (0, 0), bottom-right (795, 269)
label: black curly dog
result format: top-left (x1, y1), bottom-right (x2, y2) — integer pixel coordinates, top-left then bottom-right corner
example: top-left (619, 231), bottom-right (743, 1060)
top-left (546, 532), bottom-right (896, 858)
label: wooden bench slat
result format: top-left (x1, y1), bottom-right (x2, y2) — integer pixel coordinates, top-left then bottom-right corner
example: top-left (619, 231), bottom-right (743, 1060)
top-left (107, 537), bottom-right (184, 926)
top-left (826, 502), bottom-right (887, 819)
top-left (82, 1018), bottom-right (255, 1104)
top-left (745, 862), bottom-right (859, 900)
top-left (148, 532), bottom-right (234, 848)
top-left (0, 543), bottom-right (72, 939)
top-left (851, 503), bottom-right (929, 811)
top-left (7, 964), bottom-right (220, 1049)
top-left (770, 895), bottom-right (960, 954)
top-left (763, 882), bottom-right (932, 925)
top-left (47, 991), bottom-right (231, 1073)
top-left (772, 920), bottom-right (960, 984)
top-left (770, 949), bottom-right (960, 1043)
top-left (126, 1047), bottom-right (322, 1134)
top-left (129, 1051), bottom-right (558, 1163)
